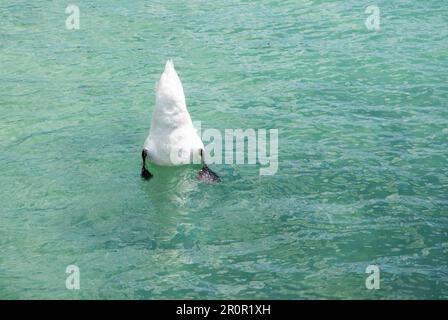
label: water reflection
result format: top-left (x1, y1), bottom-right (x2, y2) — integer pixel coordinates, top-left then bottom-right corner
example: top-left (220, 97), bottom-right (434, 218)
top-left (138, 164), bottom-right (202, 251)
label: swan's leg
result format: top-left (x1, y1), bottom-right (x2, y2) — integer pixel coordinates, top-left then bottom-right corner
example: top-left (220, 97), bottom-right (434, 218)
top-left (197, 149), bottom-right (221, 184)
top-left (141, 149), bottom-right (153, 180)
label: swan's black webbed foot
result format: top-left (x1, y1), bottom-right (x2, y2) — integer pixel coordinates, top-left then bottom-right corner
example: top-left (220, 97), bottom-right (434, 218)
top-left (198, 149), bottom-right (221, 184)
top-left (141, 149), bottom-right (153, 180)
top-left (141, 167), bottom-right (153, 180)
top-left (198, 165), bottom-right (221, 184)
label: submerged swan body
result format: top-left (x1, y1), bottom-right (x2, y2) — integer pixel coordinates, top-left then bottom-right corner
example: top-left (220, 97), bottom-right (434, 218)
top-left (141, 60), bottom-right (220, 183)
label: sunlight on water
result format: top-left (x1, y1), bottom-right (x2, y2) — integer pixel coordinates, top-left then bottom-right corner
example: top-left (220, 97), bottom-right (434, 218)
top-left (0, 0), bottom-right (447, 299)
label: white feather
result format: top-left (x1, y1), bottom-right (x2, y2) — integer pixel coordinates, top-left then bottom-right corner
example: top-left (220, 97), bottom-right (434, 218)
top-left (143, 60), bottom-right (204, 166)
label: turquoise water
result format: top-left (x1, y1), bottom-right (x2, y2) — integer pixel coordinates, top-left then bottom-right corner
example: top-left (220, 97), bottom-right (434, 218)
top-left (1, 0), bottom-right (447, 299)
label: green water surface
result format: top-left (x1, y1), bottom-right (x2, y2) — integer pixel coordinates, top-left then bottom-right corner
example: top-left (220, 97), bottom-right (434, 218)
top-left (1, 0), bottom-right (447, 299)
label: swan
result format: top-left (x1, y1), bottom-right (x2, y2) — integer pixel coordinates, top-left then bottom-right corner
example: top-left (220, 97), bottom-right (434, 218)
top-left (141, 60), bottom-right (220, 184)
